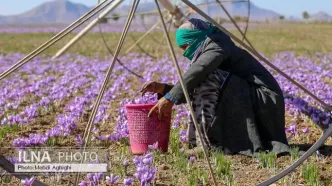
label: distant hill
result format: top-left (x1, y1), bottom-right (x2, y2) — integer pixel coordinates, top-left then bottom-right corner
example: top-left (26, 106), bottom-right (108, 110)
top-left (0, 0), bottom-right (90, 24)
top-left (7, 0), bottom-right (332, 25)
top-left (309, 11), bottom-right (332, 22)
top-left (112, 0), bottom-right (281, 22)
top-left (287, 16), bottom-right (302, 22)
top-left (203, 0), bottom-right (280, 21)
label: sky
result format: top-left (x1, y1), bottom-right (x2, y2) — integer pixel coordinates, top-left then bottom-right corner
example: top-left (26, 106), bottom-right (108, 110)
top-left (0, 0), bottom-right (331, 17)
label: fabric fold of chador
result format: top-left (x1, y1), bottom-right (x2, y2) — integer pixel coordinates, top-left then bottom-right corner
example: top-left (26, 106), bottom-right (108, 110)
top-left (187, 68), bottom-right (230, 149)
top-left (197, 73), bottom-right (290, 157)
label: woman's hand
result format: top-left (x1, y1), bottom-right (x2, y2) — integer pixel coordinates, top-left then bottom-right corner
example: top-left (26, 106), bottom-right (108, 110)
top-left (148, 97), bottom-right (174, 120)
top-left (140, 81), bottom-right (165, 96)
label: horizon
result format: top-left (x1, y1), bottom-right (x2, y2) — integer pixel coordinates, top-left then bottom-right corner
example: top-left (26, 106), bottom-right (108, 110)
top-left (0, 0), bottom-right (332, 18)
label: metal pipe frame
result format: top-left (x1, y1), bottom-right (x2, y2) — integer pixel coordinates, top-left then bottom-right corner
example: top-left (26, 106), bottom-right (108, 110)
top-left (0, 0), bottom-right (116, 81)
top-left (105, 0), bottom-right (248, 19)
top-left (74, 0), bottom-right (141, 185)
top-left (53, 0), bottom-right (124, 59)
top-left (0, 0), bottom-right (330, 185)
top-left (180, 0), bottom-right (332, 185)
top-left (154, 0), bottom-right (218, 184)
top-left (182, 1), bottom-right (331, 111)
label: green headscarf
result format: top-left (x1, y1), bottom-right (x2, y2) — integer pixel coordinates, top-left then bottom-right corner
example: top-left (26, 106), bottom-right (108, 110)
top-left (175, 22), bottom-right (216, 60)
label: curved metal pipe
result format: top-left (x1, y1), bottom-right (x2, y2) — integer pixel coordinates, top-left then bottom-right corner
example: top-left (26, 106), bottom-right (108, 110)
top-left (105, 0), bottom-right (248, 20)
top-left (98, 23), bottom-right (144, 78)
top-left (258, 124), bottom-right (332, 186)
top-left (215, 0), bottom-right (255, 49)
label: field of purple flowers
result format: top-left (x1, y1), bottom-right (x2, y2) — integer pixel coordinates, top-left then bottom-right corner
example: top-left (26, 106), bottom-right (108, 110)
top-left (0, 24), bottom-right (148, 34)
top-left (0, 50), bottom-right (331, 186)
top-left (0, 23), bottom-right (251, 34)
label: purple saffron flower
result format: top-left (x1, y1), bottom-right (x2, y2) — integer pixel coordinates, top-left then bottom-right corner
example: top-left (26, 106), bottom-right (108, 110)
top-left (134, 166), bottom-right (157, 185)
top-left (7, 157), bottom-right (18, 164)
top-left (21, 177), bottom-right (35, 186)
top-left (148, 141), bottom-right (158, 150)
top-left (106, 174), bottom-right (120, 184)
top-left (179, 130), bottom-right (187, 143)
top-left (75, 135), bottom-right (83, 147)
top-left (133, 156), bottom-right (142, 166)
top-left (92, 127), bottom-right (100, 134)
top-left (123, 177), bottom-right (134, 186)
top-left (39, 97), bottom-right (51, 106)
top-left (87, 173), bottom-right (94, 182)
top-left (142, 153), bottom-right (153, 165)
top-left (172, 118), bottom-right (180, 129)
top-left (189, 156), bottom-right (195, 164)
top-left (97, 135), bottom-right (107, 141)
top-left (322, 118), bottom-right (330, 125)
top-left (285, 124), bottom-right (297, 135)
top-left (86, 172), bottom-right (102, 185)
top-left (78, 180), bottom-right (88, 186)
top-left (96, 172), bottom-right (104, 181)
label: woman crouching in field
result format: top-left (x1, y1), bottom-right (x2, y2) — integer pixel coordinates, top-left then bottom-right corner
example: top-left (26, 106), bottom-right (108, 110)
top-left (140, 18), bottom-right (290, 157)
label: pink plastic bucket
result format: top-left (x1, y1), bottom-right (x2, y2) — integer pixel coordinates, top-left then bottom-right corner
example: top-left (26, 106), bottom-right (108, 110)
top-left (125, 104), bottom-right (171, 155)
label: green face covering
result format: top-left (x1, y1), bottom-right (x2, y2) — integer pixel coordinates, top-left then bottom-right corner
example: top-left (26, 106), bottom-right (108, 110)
top-left (175, 26), bottom-right (216, 60)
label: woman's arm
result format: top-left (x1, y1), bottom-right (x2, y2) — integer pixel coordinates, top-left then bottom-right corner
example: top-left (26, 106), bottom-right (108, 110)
top-left (164, 39), bottom-right (231, 105)
top-left (157, 83), bottom-right (174, 99)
